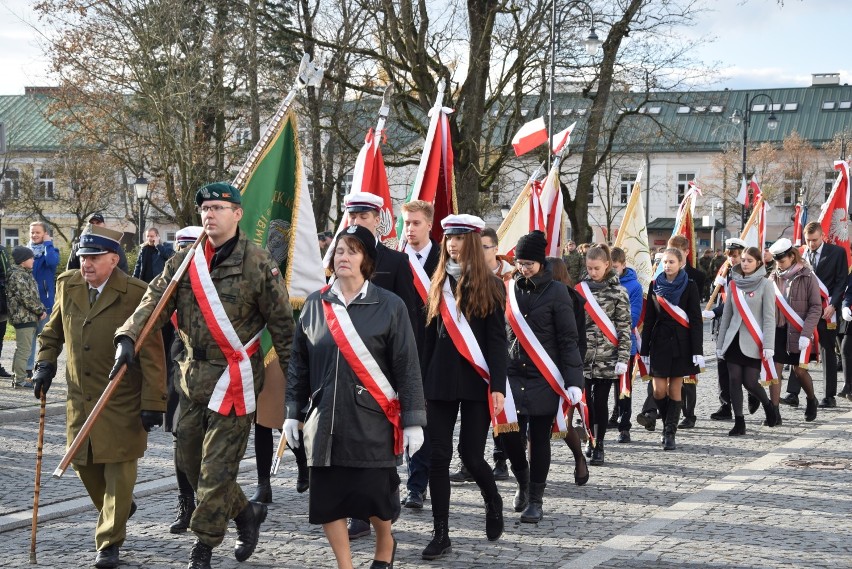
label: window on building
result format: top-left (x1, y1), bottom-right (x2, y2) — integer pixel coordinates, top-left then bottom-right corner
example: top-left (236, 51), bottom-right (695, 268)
top-left (676, 172), bottom-right (695, 203)
top-left (783, 175), bottom-right (802, 205)
top-left (2, 168), bottom-right (19, 199)
top-left (587, 182), bottom-right (594, 205)
top-left (822, 101), bottom-right (836, 110)
top-left (783, 103), bottom-right (798, 111)
top-left (751, 103), bottom-right (766, 112)
top-left (491, 190), bottom-right (500, 205)
top-left (37, 170), bottom-right (55, 199)
top-left (166, 231), bottom-right (176, 242)
top-left (648, 106), bottom-right (662, 114)
top-left (826, 171), bottom-right (836, 200)
top-left (840, 101), bottom-right (852, 110)
top-left (620, 173), bottom-right (636, 205)
top-left (4, 228), bottom-right (18, 248)
top-left (561, 109), bottom-right (572, 116)
top-left (236, 128), bottom-right (252, 147)
top-left (676, 106), bottom-right (690, 114)
top-left (709, 105), bottom-right (723, 113)
top-left (693, 106), bottom-right (707, 113)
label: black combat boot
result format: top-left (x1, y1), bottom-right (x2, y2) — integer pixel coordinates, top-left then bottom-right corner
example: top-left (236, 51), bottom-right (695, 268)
top-left (170, 493), bottom-right (195, 534)
top-left (728, 416), bottom-right (746, 436)
top-left (421, 517), bottom-right (452, 560)
top-left (250, 478), bottom-right (272, 504)
top-left (187, 540), bottom-right (213, 569)
top-left (233, 501), bottom-right (267, 562)
top-left (804, 397), bottom-right (818, 422)
top-left (511, 465), bottom-right (529, 513)
top-left (589, 440), bottom-right (604, 466)
top-left (663, 400), bottom-right (682, 451)
top-left (520, 482), bottom-right (546, 523)
top-left (482, 491), bottom-right (504, 541)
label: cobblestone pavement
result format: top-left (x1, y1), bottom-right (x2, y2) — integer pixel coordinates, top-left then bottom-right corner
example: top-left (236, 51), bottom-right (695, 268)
top-left (1, 325), bottom-right (851, 568)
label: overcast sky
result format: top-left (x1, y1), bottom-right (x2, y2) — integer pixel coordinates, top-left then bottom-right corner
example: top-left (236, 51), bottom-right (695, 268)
top-left (0, 0), bottom-right (848, 94)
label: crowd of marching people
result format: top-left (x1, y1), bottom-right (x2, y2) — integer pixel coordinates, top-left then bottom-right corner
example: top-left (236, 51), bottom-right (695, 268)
top-left (15, 181), bottom-right (852, 569)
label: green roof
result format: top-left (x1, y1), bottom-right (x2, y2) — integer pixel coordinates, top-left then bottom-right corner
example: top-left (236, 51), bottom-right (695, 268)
top-left (0, 93), bottom-right (62, 153)
top-left (647, 217), bottom-right (723, 231)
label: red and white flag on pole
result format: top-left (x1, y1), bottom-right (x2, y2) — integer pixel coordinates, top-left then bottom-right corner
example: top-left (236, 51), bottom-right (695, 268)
top-left (400, 84), bottom-right (457, 245)
top-left (539, 160), bottom-right (564, 257)
top-left (736, 177), bottom-right (748, 206)
top-left (512, 117), bottom-right (548, 157)
top-left (551, 121), bottom-right (576, 155)
top-left (819, 160), bottom-right (851, 266)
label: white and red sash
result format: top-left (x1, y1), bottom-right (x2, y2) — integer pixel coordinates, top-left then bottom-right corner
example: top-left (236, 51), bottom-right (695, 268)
top-left (505, 282), bottom-right (573, 434)
top-left (773, 282), bottom-right (820, 366)
top-left (632, 300), bottom-right (650, 382)
top-left (440, 279), bottom-right (518, 432)
top-left (815, 276), bottom-right (838, 328)
top-left (404, 246), bottom-right (431, 304)
top-left (321, 286), bottom-right (404, 455)
top-left (657, 296), bottom-right (690, 328)
top-left (188, 248), bottom-right (262, 416)
top-left (729, 281), bottom-right (778, 383)
top-left (575, 282), bottom-right (618, 345)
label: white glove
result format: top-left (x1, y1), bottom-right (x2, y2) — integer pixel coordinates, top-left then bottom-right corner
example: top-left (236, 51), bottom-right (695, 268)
top-left (714, 275), bottom-right (727, 288)
top-left (641, 355), bottom-right (650, 368)
top-left (702, 310), bottom-right (715, 320)
top-left (404, 426), bottom-right (424, 456)
top-left (693, 355), bottom-right (705, 368)
top-left (762, 349), bottom-right (774, 360)
top-left (716, 349), bottom-right (724, 359)
top-left (566, 386), bottom-right (583, 405)
top-left (614, 362), bottom-right (628, 375)
top-left (284, 418), bottom-right (301, 449)
top-left (798, 336), bottom-right (810, 352)
top-left (843, 306), bottom-right (852, 322)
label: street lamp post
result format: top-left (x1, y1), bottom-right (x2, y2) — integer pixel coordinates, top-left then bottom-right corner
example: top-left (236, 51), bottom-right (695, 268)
top-left (548, 0), bottom-right (601, 172)
top-left (730, 93), bottom-right (779, 230)
top-left (0, 204), bottom-right (5, 248)
top-left (133, 177), bottom-right (149, 246)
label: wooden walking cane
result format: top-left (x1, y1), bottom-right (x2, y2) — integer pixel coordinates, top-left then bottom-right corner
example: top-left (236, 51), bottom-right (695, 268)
top-left (270, 433), bottom-right (288, 476)
top-left (53, 53), bottom-right (326, 479)
top-left (30, 393), bottom-right (46, 563)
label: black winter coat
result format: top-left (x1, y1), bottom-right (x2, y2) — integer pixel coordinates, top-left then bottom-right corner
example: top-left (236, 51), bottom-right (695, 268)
top-left (422, 275), bottom-right (508, 401)
top-left (286, 283), bottom-right (427, 468)
top-left (506, 268), bottom-right (584, 416)
top-left (640, 279), bottom-right (703, 371)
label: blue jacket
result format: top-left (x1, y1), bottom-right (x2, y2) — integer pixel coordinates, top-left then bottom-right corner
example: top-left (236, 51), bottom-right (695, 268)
top-left (619, 267), bottom-right (644, 355)
top-left (31, 241), bottom-right (60, 312)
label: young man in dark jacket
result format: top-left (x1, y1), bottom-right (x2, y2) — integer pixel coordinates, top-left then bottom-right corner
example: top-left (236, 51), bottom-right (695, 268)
top-left (133, 227), bottom-right (175, 283)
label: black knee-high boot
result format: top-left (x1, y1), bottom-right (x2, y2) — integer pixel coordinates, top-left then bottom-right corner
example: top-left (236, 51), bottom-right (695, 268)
top-left (663, 400), bottom-right (682, 451)
top-left (289, 431), bottom-right (309, 493)
top-left (654, 397), bottom-right (668, 444)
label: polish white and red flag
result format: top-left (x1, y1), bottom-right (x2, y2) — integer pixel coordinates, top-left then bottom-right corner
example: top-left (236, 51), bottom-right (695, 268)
top-left (551, 122), bottom-right (577, 155)
top-left (818, 160), bottom-right (851, 267)
top-left (512, 117), bottom-right (548, 156)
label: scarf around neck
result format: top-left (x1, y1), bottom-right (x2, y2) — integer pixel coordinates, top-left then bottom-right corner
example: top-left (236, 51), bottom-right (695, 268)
top-left (28, 242), bottom-right (46, 258)
top-left (654, 269), bottom-right (688, 305)
top-left (446, 259), bottom-right (462, 280)
top-left (731, 264), bottom-right (767, 293)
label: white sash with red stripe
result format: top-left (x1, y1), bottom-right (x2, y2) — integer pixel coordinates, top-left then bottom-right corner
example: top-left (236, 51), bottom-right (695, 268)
top-left (439, 279), bottom-right (518, 432)
top-left (188, 250), bottom-right (262, 416)
top-left (321, 286), bottom-right (404, 455)
top-left (505, 282), bottom-right (571, 433)
top-left (815, 276), bottom-right (838, 328)
top-left (729, 281), bottom-right (778, 383)
top-left (657, 296), bottom-right (690, 328)
top-left (575, 282), bottom-right (618, 345)
top-left (773, 282), bottom-right (819, 366)
top-left (404, 245), bottom-right (430, 304)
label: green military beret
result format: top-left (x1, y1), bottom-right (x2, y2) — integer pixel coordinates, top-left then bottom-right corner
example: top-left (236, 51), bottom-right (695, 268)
top-left (195, 182), bottom-right (242, 206)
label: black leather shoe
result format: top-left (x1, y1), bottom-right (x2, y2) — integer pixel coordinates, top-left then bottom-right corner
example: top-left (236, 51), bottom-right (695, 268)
top-left (607, 414), bottom-right (619, 428)
top-left (574, 455), bottom-right (589, 486)
top-left (617, 430), bottom-right (630, 443)
top-left (780, 393), bottom-right (799, 407)
top-left (748, 394), bottom-right (760, 415)
top-left (187, 540), bottom-right (213, 569)
top-left (129, 499), bottom-right (137, 518)
top-left (234, 501), bottom-right (267, 562)
top-left (170, 494), bottom-right (196, 534)
top-left (483, 493), bottom-right (504, 541)
top-left (492, 459), bottom-right (510, 481)
top-left (94, 545), bottom-right (120, 569)
top-left (804, 397), bottom-right (818, 422)
top-left (838, 389), bottom-right (852, 401)
top-left (710, 404), bottom-right (732, 420)
top-left (403, 490), bottom-right (424, 509)
top-left (369, 536), bottom-right (397, 568)
top-left (636, 412), bottom-right (656, 431)
top-left (449, 463), bottom-right (474, 484)
top-left (589, 442), bottom-right (604, 466)
top-left (347, 518), bottom-right (371, 539)
top-left (678, 415), bottom-right (696, 429)
top-left (250, 479), bottom-right (272, 504)
top-left (818, 396), bottom-right (837, 408)
top-left (421, 518), bottom-right (451, 560)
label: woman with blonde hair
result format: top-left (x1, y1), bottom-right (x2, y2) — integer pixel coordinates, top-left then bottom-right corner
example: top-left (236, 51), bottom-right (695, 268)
top-left (421, 215), bottom-right (508, 560)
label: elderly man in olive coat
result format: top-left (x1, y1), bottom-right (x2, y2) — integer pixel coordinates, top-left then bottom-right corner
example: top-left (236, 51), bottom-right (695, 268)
top-left (33, 225), bottom-right (167, 569)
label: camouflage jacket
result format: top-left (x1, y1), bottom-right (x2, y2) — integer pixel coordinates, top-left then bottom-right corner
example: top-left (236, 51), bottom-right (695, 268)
top-left (6, 264), bottom-right (45, 326)
top-left (116, 230), bottom-right (295, 408)
top-left (563, 251), bottom-right (584, 285)
top-left (581, 274), bottom-right (632, 379)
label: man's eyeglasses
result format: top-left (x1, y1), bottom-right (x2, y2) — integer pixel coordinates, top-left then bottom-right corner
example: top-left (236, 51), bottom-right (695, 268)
top-left (198, 204), bottom-right (238, 214)
top-left (515, 260), bottom-right (536, 268)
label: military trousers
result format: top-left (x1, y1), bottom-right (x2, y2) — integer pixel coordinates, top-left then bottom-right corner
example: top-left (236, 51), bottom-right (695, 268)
top-left (12, 324), bottom-right (36, 384)
top-left (73, 446), bottom-right (138, 551)
top-left (176, 394), bottom-right (252, 548)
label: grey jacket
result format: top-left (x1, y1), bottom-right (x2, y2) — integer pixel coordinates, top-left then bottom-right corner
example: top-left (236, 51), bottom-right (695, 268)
top-left (717, 266), bottom-right (776, 359)
top-left (286, 283), bottom-right (426, 468)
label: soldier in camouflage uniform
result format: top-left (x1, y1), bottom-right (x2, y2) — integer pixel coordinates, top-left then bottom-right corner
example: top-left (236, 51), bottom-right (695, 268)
top-left (579, 244), bottom-right (632, 466)
top-left (114, 182), bottom-right (295, 569)
top-left (562, 240), bottom-right (584, 285)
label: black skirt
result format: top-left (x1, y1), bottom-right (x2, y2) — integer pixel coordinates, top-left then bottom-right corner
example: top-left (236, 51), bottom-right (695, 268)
top-left (308, 465), bottom-right (400, 524)
top-left (649, 355), bottom-right (699, 378)
top-left (724, 332), bottom-right (761, 370)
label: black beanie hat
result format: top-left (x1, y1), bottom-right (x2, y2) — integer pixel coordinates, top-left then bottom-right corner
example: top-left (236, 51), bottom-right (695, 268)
top-left (515, 230), bottom-right (547, 265)
top-left (12, 246), bottom-right (35, 265)
top-left (335, 224), bottom-right (377, 262)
